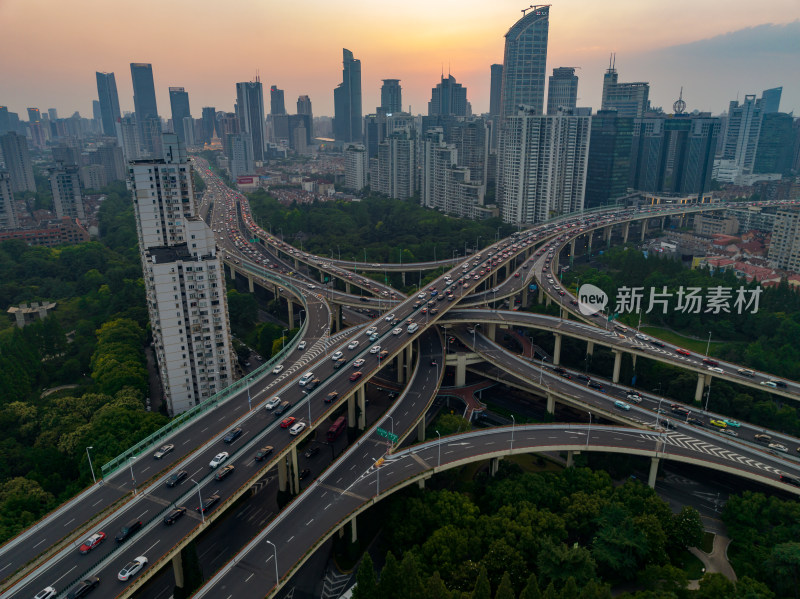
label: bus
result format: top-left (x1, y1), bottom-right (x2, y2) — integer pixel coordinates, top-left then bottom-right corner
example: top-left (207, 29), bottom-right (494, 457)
top-left (327, 416), bottom-right (347, 442)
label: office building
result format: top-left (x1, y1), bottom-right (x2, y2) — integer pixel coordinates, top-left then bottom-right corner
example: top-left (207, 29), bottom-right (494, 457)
top-left (270, 86), bottom-right (286, 115)
top-left (720, 94), bottom-right (762, 176)
top-left (0, 107), bottom-right (10, 135)
top-left (768, 208), bottom-right (800, 271)
top-left (760, 87), bottom-right (782, 114)
top-left (297, 95), bottom-right (313, 142)
top-left (27, 108), bottom-right (41, 123)
top-left (48, 109), bottom-right (58, 122)
top-left (96, 72), bottom-right (121, 137)
top-left (115, 115), bottom-right (140, 162)
top-left (630, 113), bottom-right (720, 196)
top-left (227, 133), bottom-right (254, 179)
top-left (333, 48), bottom-right (362, 143)
top-left (130, 63), bottom-right (158, 122)
top-left (169, 87), bottom-right (191, 142)
top-left (547, 67), bottom-right (578, 114)
top-left (601, 57), bottom-right (649, 118)
top-left (496, 107), bottom-right (590, 225)
top-left (201, 107), bottom-right (217, 144)
top-left (584, 110), bottom-right (633, 209)
top-left (428, 74), bottom-right (470, 117)
top-left (92, 100), bottom-right (102, 126)
top-left (0, 132), bottom-right (36, 192)
top-left (50, 163), bottom-right (85, 221)
top-left (344, 143), bottom-right (368, 191)
top-left (0, 217), bottom-right (89, 247)
top-left (129, 134), bottom-right (234, 414)
top-left (371, 129), bottom-right (415, 199)
top-left (236, 78), bottom-right (266, 162)
top-left (0, 170), bottom-right (18, 229)
top-left (754, 112), bottom-right (794, 174)
top-left (490, 64), bottom-right (503, 117)
top-left (380, 79), bottom-right (402, 114)
top-left (500, 6), bottom-right (550, 118)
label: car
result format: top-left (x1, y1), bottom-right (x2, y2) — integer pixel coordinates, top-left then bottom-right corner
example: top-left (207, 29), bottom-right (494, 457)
top-left (255, 446), bottom-right (274, 461)
top-left (378, 349), bottom-right (389, 359)
top-left (772, 380), bottom-right (788, 388)
top-left (675, 348), bottom-right (691, 356)
top-left (635, 333), bottom-right (650, 341)
top-left (331, 351), bottom-right (344, 361)
top-left (163, 507), bottom-right (187, 524)
top-left (614, 400), bottom-right (631, 411)
top-left (325, 391), bottom-right (339, 404)
top-left (658, 419), bottom-right (676, 430)
top-left (78, 531), bottom-right (106, 554)
top-left (347, 340), bottom-right (359, 350)
top-left (709, 419), bottom-right (727, 428)
top-left (305, 378), bottom-right (321, 391)
top-left (215, 464), bottom-right (235, 480)
top-left (350, 371), bottom-right (363, 382)
top-left (760, 381), bottom-right (778, 388)
top-left (289, 422), bottom-right (307, 435)
top-left (370, 345), bottom-right (381, 354)
top-left (626, 393), bottom-right (642, 404)
top-left (209, 452), bottom-right (229, 468)
top-left (280, 417), bottom-right (297, 428)
top-left (722, 419), bottom-right (741, 427)
top-left (299, 468), bottom-right (311, 480)
top-left (719, 429), bottom-right (738, 437)
top-left (559, 372), bottom-right (572, 380)
top-left (365, 326), bottom-right (377, 336)
top-left (33, 587), bottom-right (57, 599)
top-left (272, 364), bottom-right (284, 375)
top-left (650, 340), bottom-right (666, 348)
top-left (707, 367), bottom-right (724, 374)
top-left (153, 444), bottom-right (174, 459)
top-left (779, 474), bottom-right (800, 487)
top-left (298, 341), bottom-right (307, 350)
top-left (392, 327), bottom-right (403, 335)
top-left (166, 470), bottom-right (188, 487)
top-left (333, 358), bottom-right (347, 369)
top-left (417, 292), bottom-right (426, 299)
top-left (754, 434), bottom-right (772, 444)
top-left (737, 368), bottom-right (755, 377)
top-left (514, 272), bottom-right (520, 278)
top-left (769, 443), bottom-right (790, 453)
top-left (197, 494), bottom-right (220, 514)
top-left (265, 396), bottom-right (281, 410)
top-left (353, 358), bottom-right (366, 368)
top-left (114, 519), bottom-right (142, 543)
top-left (369, 333), bottom-right (379, 341)
top-left (223, 427), bottom-right (243, 443)
top-left (588, 381), bottom-right (604, 391)
top-left (702, 358), bottom-right (719, 366)
top-left (384, 313), bottom-right (395, 321)
top-left (687, 417), bottom-right (705, 427)
top-left (65, 576), bottom-right (100, 598)
top-left (118, 556), bottom-right (148, 581)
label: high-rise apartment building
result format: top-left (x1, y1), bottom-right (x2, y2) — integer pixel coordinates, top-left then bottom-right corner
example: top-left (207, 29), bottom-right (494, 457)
top-left (371, 129), bottom-right (415, 199)
top-left (96, 71), bottom-right (121, 137)
top-left (496, 107), bottom-right (590, 225)
top-left (333, 49), bottom-right (362, 143)
top-left (584, 110), bottom-right (633, 209)
top-left (201, 107), bottom-right (217, 144)
top-left (129, 134), bottom-right (234, 414)
top-left (235, 78), bottom-right (266, 162)
top-left (601, 57), bottom-right (649, 118)
top-left (227, 133), bottom-right (254, 179)
top-left (380, 79), bottom-right (402, 114)
top-left (0, 132), bottom-right (36, 192)
top-left (0, 170), bottom-right (18, 230)
top-left (768, 208), bottom-right (800, 271)
top-left (50, 163), bottom-right (85, 221)
top-left (116, 115), bottom-right (140, 162)
top-left (169, 87), bottom-right (191, 142)
top-left (445, 118), bottom-right (489, 185)
top-left (428, 75), bottom-right (470, 117)
top-left (344, 143), bottom-right (368, 191)
top-left (489, 64), bottom-right (503, 117)
top-left (499, 6), bottom-right (550, 118)
top-left (721, 95), bottom-right (762, 175)
top-left (270, 86), bottom-right (286, 115)
top-left (547, 67), bottom-right (578, 114)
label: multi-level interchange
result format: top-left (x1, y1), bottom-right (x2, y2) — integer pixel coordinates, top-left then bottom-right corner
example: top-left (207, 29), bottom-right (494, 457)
top-left (3, 148), bottom-right (799, 599)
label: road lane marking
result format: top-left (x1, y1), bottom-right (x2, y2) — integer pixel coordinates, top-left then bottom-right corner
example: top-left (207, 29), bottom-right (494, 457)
top-left (52, 565), bottom-right (77, 585)
top-left (143, 539), bottom-right (161, 554)
top-left (245, 573), bottom-right (255, 582)
top-left (63, 518), bottom-right (75, 527)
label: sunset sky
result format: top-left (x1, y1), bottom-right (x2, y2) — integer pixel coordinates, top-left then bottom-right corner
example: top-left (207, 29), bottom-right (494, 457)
top-left (1, 0), bottom-right (798, 119)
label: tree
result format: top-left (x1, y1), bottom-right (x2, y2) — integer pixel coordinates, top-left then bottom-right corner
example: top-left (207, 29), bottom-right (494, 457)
top-left (378, 551), bottom-right (403, 599)
top-left (353, 553), bottom-right (378, 599)
top-left (559, 578), bottom-right (579, 599)
top-left (668, 506), bottom-right (703, 551)
top-left (519, 574), bottom-right (541, 599)
top-left (537, 540), bottom-right (596, 587)
top-left (734, 576), bottom-right (775, 599)
top-left (436, 413), bottom-right (472, 435)
top-left (763, 542), bottom-right (800, 598)
top-left (471, 567), bottom-right (491, 599)
top-left (696, 573), bottom-right (735, 599)
top-left (425, 571), bottom-right (452, 599)
top-left (495, 572), bottom-right (516, 599)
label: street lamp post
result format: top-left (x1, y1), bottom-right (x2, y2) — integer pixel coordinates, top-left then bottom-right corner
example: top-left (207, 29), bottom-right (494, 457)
top-left (387, 415), bottom-right (394, 438)
top-left (705, 331), bottom-right (712, 356)
top-left (247, 377), bottom-right (253, 411)
top-left (282, 328), bottom-right (288, 350)
top-left (266, 540), bottom-right (279, 586)
top-left (436, 430), bottom-right (441, 467)
top-left (191, 478), bottom-right (204, 523)
top-left (129, 456), bottom-right (136, 494)
top-left (86, 446), bottom-right (96, 484)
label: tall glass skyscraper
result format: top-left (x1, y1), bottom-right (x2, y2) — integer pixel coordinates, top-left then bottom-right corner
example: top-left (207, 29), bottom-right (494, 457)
top-left (380, 79), bottom-right (402, 114)
top-left (236, 78), bottom-right (266, 161)
top-left (333, 48), bottom-right (362, 142)
top-left (96, 71), bottom-right (121, 137)
top-left (169, 87), bottom-right (191, 142)
top-left (130, 63), bottom-right (158, 121)
top-left (499, 6), bottom-right (549, 118)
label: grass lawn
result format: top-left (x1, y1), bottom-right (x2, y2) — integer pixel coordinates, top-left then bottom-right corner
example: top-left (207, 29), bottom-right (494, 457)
top-left (673, 549), bottom-right (706, 579)
top-left (639, 326), bottom-right (725, 356)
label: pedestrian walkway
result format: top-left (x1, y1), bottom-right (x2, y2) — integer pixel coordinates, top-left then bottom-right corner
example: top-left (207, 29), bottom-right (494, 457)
top-left (687, 534), bottom-right (737, 589)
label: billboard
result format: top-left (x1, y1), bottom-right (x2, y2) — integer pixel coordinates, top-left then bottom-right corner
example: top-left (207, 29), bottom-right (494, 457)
top-left (237, 176), bottom-right (255, 185)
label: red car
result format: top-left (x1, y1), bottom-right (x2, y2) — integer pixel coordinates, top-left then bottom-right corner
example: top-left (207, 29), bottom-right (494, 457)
top-left (675, 348), bottom-right (691, 356)
top-left (350, 371), bottom-right (363, 382)
top-left (79, 531), bottom-right (106, 554)
top-left (280, 417), bottom-right (296, 428)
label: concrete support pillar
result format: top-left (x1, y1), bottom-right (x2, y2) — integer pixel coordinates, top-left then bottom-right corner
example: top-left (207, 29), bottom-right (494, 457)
top-left (546, 393), bottom-right (555, 415)
top-left (561, 306), bottom-right (569, 320)
top-left (490, 457), bottom-right (502, 476)
top-left (290, 446), bottom-right (300, 494)
top-left (487, 323), bottom-right (496, 341)
top-left (648, 457), bottom-right (660, 488)
top-left (278, 454), bottom-right (288, 492)
top-left (350, 515), bottom-right (358, 544)
top-left (553, 333), bottom-right (562, 366)
top-left (345, 282), bottom-right (351, 294)
top-left (566, 450), bottom-right (575, 468)
top-left (612, 350), bottom-right (622, 384)
top-left (623, 222), bottom-right (630, 244)
top-left (348, 393), bottom-right (356, 427)
top-left (587, 340), bottom-right (594, 356)
top-left (538, 287), bottom-right (544, 303)
top-left (545, 294), bottom-right (552, 307)
top-left (640, 219), bottom-right (647, 241)
top-left (405, 344), bottom-right (413, 380)
top-left (522, 285), bottom-right (529, 306)
top-left (248, 276), bottom-right (255, 293)
top-left (418, 478), bottom-right (425, 489)
top-left (401, 272), bottom-right (406, 286)
top-left (455, 353), bottom-right (467, 387)
top-left (695, 373), bottom-right (706, 403)
top-left (603, 225), bottom-right (611, 241)
top-left (294, 258), bottom-right (299, 270)
top-left (492, 272), bottom-right (498, 287)
top-left (396, 352), bottom-right (404, 384)
top-left (569, 239), bottom-right (576, 266)
top-left (172, 552), bottom-right (184, 588)
top-left (287, 300), bottom-right (294, 328)
top-left (357, 386), bottom-right (366, 430)
top-left (661, 216), bottom-right (666, 230)
top-left (320, 270), bottom-right (325, 283)
top-left (417, 417), bottom-right (425, 442)
top-left (587, 230), bottom-right (594, 251)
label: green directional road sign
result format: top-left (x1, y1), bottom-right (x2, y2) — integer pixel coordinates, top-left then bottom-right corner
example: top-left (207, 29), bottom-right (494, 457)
top-left (376, 427), bottom-right (398, 443)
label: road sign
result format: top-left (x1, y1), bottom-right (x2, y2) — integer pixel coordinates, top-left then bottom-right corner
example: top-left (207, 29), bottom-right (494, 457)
top-left (376, 427), bottom-right (398, 443)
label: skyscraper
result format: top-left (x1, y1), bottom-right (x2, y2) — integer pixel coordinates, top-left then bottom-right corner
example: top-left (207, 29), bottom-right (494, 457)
top-left (0, 132), bottom-right (36, 192)
top-left (760, 87), bottom-right (782, 114)
top-left (380, 79), bottom-right (402, 114)
top-left (371, 129), bottom-right (415, 199)
top-left (48, 109), bottom-right (58, 122)
top-left (496, 107), bottom-right (591, 225)
top-left (270, 86), bottom-right (286, 115)
top-left (296, 95), bottom-right (314, 142)
top-left (169, 87), bottom-right (191, 142)
top-left (201, 107), bottom-right (217, 144)
top-left (333, 48), bottom-right (362, 143)
top-left (27, 108), bottom-right (41, 123)
top-left (344, 143), bottom-right (368, 191)
top-left (236, 79), bottom-right (266, 162)
top-left (128, 134), bottom-right (233, 414)
top-left (754, 112), bottom-right (794, 174)
top-left (499, 6), bottom-right (550, 118)
top-left (0, 170), bottom-right (18, 230)
top-left (428, 75), bottom-right (470, 117)
top-left (50, 163), bottom-right (85, 221)
top-left (130, 63), bottom-right (158, 121)
top-left (601, 57), bottom-right (649, 118)
top-left (0, 107), bottom-right (10, 135)
top-left (584, 110), bottom-right (633, 209)
top-left (721, 95), bottom-right (762, 174)
top-left (547, 67), bottom-right (578, 114)
top-left (489, 64), bottom-right (503, 117)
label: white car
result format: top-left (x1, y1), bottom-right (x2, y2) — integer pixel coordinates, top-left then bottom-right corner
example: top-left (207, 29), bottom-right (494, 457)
top-left (370, 345), bottom-right (381, 354)
top-left (331, 351), bottom-right (344, 361)
top-left (153, 444), bottom-right (174, 459)
top-left (635, 333), bottom-right (650, 341)
top-left (392, 327), bottom-right (403, 335)
top-left (307, 283), bottom-right (316, 289)
top-left (707, 366), bottom-right (724, 373)
top-left (209, 452), bottom-right (229, 468)
top-left (33, 588), bottom-right (57, 599)
top-left (353, 358), bottom-right (366, 368)
top-left (347, 340), bottom-right (359, 350)
top-left (417, 292), bottom-right (426, 299)
top-left (265, 396), bottom-right (281, 410)
top-left (384, 313), bottom-right (395, 321)
top-left (272, 364), bottom-right (284, 375)
top-left (289, 422), bottom-right (307, 436)
top-left (118, 556), bottom-right (148, 581)
top-left (298, 341), bottom-right (307, 350)
top-left (365, 326), bottom-right (377, 336)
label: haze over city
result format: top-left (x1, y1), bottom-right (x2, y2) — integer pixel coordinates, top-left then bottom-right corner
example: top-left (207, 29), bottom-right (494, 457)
top-left (1, 0), bottom-right (797, 118)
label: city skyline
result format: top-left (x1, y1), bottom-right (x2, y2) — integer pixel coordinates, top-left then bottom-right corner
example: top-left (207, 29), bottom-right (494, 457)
top-left (1, 0), bottom-right (797, 120)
